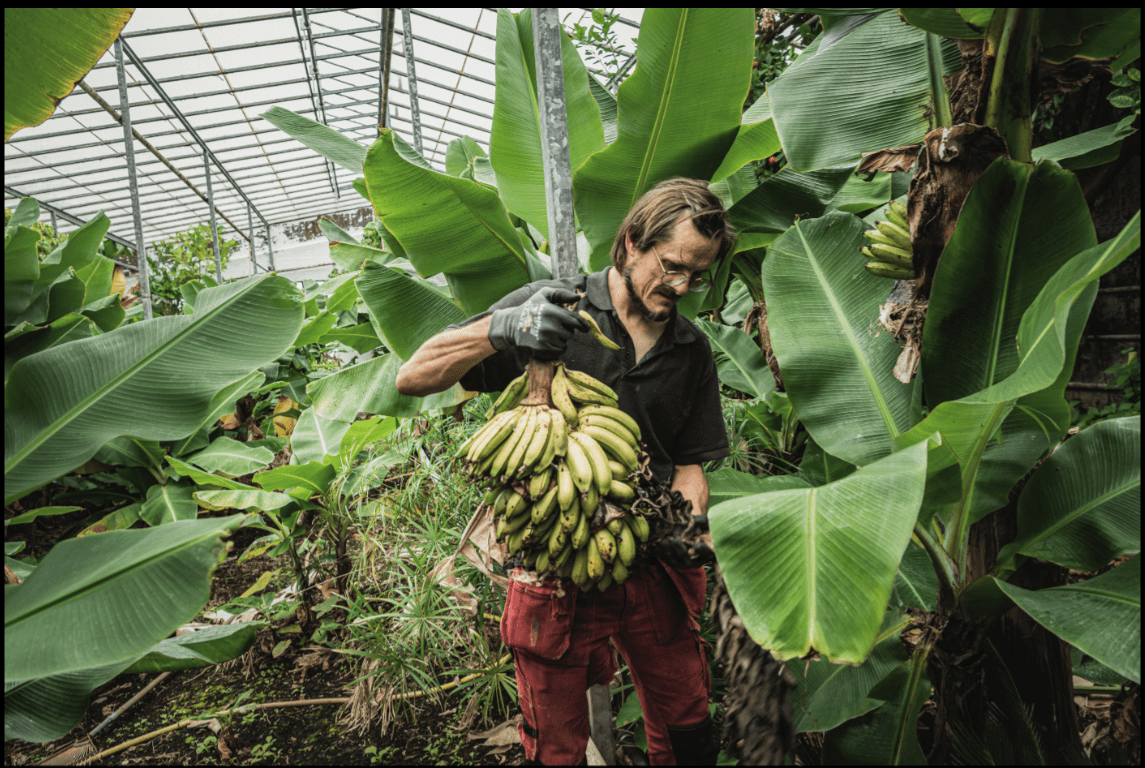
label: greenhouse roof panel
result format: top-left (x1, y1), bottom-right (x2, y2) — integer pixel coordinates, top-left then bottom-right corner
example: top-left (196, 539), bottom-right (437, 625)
top-left (5, 8), bottom-right (641, 270)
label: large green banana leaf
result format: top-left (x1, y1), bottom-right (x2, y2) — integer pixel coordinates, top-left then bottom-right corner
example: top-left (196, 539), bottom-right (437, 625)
top-left (355, 261), bottom-right (466, 361)
top-left (994, 555), bottom-right (1140, 683)
top-left (489, 8), bottom-right (606, 240)
top-left (4, 515), bottom-right (245, 740)
top-left (727, 165), bottom-right (858, 235)
top-left (923, 160), bottom-right (1097, 408)
top-left (4, 275), bottom-right (303, 503)
top-left (767, 10), bottom-right (961, 171)
top-left (997, 416), bottom-right (1140, 574)
top-left (4, 9), bottom-right (133, 143)
top-left (709, 441), bottom-right (928, 664)
top-left (694, 318), bottom-right (774, 400)
top-left (710, 94), bottom-right (782, 185)
top-left (363, 129), bottom-right (537, 316)
top-left (761, 212), bottom-right (913, 467)
top-left (573, 8), bottom-right (756, 270)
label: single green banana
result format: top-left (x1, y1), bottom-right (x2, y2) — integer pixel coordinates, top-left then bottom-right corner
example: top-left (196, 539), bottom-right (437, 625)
top-left (552, 540), bottom-right (574, 572)
top-left (493, 486), bottom-right (513, 516)
top-left (606, 479), bottom-right (636, 503)
top-left (862, 228), bottom-right (900, 249)
top-left (563, 369), bottom-right (618, 401)
top-left (875, 219), bottom-right (912, 250)
top-left (529, 467), bottom-right (553, 500)
top-left (578, 310), bottom-right (621, 350)
top-left (596, 570), bottom-right (614, 592)
top-left (865, 261), bottom-right (915, 280)
top-left (507, 525), bottom-right (528, 555)
top-left (558, 496), bottom-right (582, 534)
top-left (558, 550), bottom-right (576, 579)
top-left (580, 425), bottom-right (638, 471)
top-left (535, 548), bottom-right (551, 574)
top-left (594, 527), bottom-right (617, 565)
top-left (571, 546), bottom-right (590, 586)
top-left (887, 200), bottom-right (910, 230)
top-left (487, 371), bottom-right (528, 419)
top-left (586, 536), bottom-right (605, 582)
top-left (611, 558), bottom-right (629, 585)
top-left (504, 490), bottom-right (528, 520)
top-left (581, 483), bottom-right (599, 517)
top-left (629, 513), bottom-right (649, 543)
top-left (575, 404), bottom-right (639, 440)
top-left (550, 405), bottom-right (569, 458)
top-left (570, 431), bottom-right (612, 496)
top-left (557, 460), bottom-right (577, 511)
top-left (616, 517), bottom-right (637, 567)
top-left (551, 366), bottom-right (579, 428)
top-left (564, 433), bottom-right (595, 493)
top-left (548, 520), bottom-right (569, 558)
top-left (531, 484), bottom-right (560, 525)
top-left (609, 460), bottom-right (629, 481)
top-left (564, 378), bottom-right (619, 408)
top-left (570, 508), bottom-right (591, 549)
top-left (536, 409), bottom-right (561, 470)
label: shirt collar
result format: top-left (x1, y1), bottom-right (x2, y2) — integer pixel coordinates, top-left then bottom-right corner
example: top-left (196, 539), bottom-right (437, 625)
top-left (588, 267), bottom-right (699, 345)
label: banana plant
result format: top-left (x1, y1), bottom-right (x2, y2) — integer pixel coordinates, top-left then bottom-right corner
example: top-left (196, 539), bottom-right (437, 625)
top-left (707, 7), bottom-right (1140, 763)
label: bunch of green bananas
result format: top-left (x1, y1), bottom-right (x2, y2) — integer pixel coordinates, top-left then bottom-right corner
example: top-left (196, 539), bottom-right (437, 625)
top-left (861, 200), bottom-right (914, 280)
top-left (457, 361), bottom-right (650, 592)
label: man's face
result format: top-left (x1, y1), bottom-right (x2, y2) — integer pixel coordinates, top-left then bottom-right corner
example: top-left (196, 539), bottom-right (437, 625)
top-left (622, 215), bottom-right (718, 322)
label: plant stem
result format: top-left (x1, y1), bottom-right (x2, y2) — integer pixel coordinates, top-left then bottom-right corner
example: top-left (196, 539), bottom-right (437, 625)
top-left (944, 401), bottom-right (1010, 588)
top-left (982, 8), bottom-right (1040, 162)
top-left (913, 521), bottom-right (955, 600)
top-left (925, 33), bottom-right (954, 129)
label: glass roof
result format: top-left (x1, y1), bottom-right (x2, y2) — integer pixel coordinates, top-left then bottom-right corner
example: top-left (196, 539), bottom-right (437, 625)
top-left (4, 8), bottom-right (642, 280)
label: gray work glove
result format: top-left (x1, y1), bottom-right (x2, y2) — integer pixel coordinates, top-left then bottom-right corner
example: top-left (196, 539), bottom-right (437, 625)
top-left (488, 287), bottom-right (589, 360)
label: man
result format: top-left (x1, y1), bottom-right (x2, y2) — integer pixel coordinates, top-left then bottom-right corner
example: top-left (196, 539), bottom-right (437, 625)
top-left (396, 177), bottom-right (734, 765)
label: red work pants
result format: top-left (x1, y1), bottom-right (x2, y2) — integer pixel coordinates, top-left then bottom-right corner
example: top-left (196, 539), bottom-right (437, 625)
top-left (500, 560), bottom-right (711, 765)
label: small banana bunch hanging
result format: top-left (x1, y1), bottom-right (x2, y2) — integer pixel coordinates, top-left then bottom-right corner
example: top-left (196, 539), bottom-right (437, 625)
top-left (862, 200), bottom-right (914, 280)
top-left (457, 331), bottom-right (648, 591)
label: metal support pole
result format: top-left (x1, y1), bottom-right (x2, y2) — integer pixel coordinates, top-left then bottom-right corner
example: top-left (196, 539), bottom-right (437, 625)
top-left (400, 8), bottom-right (424, 155)
top-left (534, 13), bottom-right (611, 762)
top-left (379, 8), bottom-right (395, 130)
top-left (49, 209), bottom-right (57, 236)
top-left (266, 223), bottom-right (275, 271)
top-left (247, 203), bottom-right (256, 274)
top-left (203, 152), bottom-right (223, 282)
top-left (114, 37), bottom-right (152, 320)
top-left (533, 8), bottom-right (579, 281)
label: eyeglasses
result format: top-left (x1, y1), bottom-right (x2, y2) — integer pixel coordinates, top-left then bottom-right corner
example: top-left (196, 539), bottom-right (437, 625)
top-left (651, 243), bottom-right (713, 293)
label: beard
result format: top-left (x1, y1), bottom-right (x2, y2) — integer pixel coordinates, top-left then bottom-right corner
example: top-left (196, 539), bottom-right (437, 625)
top-left (622, 264), bottom-right (675, 322)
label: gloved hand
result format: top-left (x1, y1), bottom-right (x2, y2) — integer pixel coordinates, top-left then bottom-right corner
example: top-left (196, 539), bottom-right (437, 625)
top-left (488, 287), bottom-right (589, 360)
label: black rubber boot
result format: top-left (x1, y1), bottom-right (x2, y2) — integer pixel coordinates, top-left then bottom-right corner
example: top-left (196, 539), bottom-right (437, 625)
top-left (667, 715), bottom-right (720, 766)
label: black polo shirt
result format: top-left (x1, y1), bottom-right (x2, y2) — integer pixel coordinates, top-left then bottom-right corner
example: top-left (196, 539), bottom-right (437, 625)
top-left (446, 267), bottom-right (729, 484)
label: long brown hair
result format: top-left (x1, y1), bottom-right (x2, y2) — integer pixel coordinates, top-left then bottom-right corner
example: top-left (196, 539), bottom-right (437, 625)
top-left (609, 177), bottom-right (738, 271)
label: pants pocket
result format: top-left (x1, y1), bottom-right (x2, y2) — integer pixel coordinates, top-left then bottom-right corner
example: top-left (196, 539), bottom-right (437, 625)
top-left (642, 563), bottom-right (688, 645)
top-left (500, 572), bottom-right (577, 661)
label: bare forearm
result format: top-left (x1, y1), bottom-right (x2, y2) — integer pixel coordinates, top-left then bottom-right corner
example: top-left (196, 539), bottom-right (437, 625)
top-left (671, 464), bottom-right (709, 516)
top-left (395, 315), bottom-right (497, 397)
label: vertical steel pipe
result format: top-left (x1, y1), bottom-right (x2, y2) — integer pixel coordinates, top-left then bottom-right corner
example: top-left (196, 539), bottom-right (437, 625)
top-left (114, 37), bottom-right (153, 320)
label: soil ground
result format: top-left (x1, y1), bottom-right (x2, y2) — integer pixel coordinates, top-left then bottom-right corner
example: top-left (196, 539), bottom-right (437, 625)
top-left (5, 517), bottom-right (530, 767)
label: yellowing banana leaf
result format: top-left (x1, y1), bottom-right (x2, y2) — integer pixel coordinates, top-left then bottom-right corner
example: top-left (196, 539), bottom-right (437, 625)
top-left (997, 416), bottom-right (1140, 574)
top-left (767, 11), bottom-right (961, 171)
top-left (761, 212), bottom-right (913, 467)
top-left (573, 8), bottom-right (756, 270)
top-left (4, 275), bottom-right (304, 503)
top-left (489, 8), bottom-right (606, 240)
top-left (4, 9), bottom-right (133, 143)
top-left (710, 441), bottom-right (928, 664)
